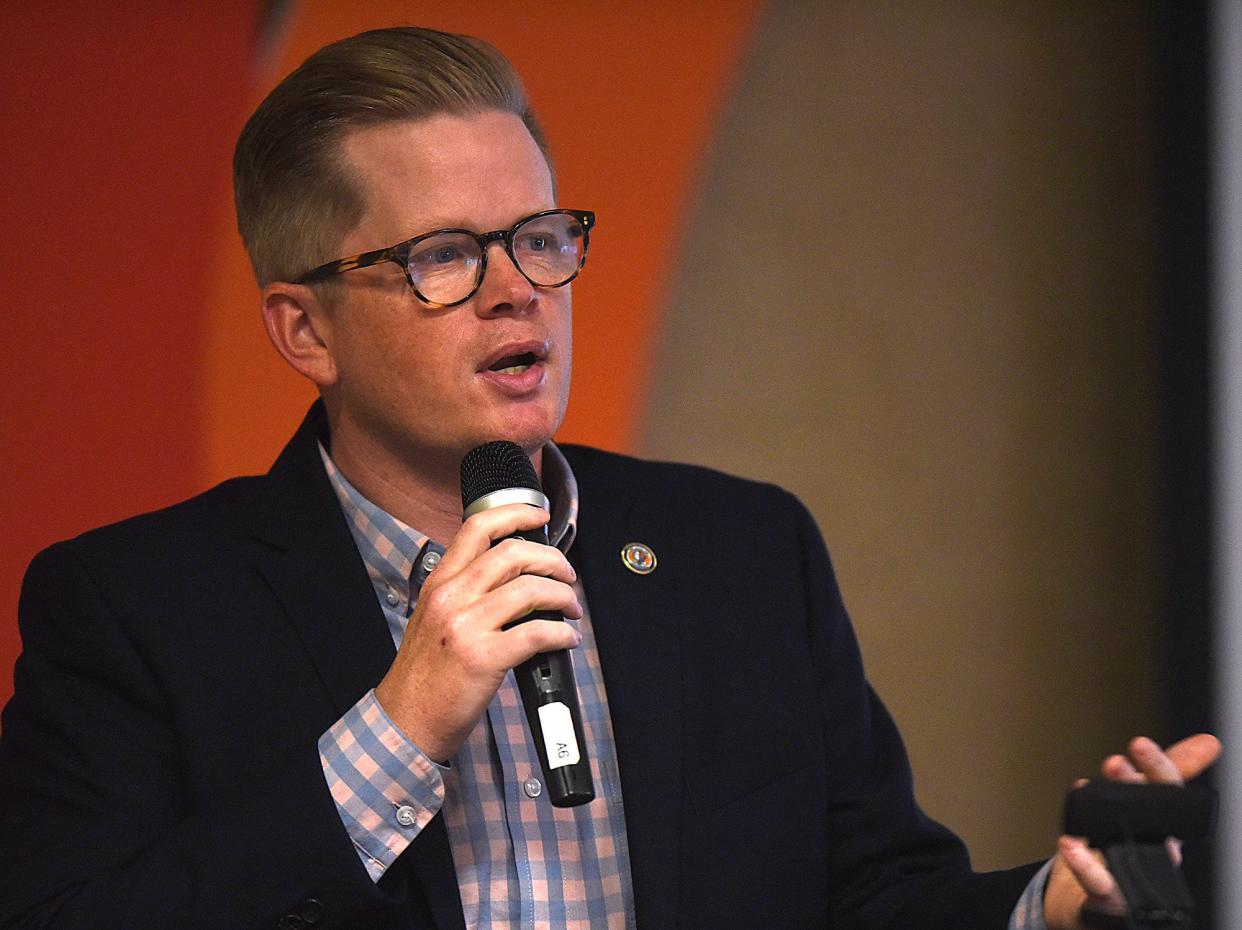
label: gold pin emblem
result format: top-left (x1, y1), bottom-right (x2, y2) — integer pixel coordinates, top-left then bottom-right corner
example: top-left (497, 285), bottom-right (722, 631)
top-left (621, 542), bottom-right (657, 575)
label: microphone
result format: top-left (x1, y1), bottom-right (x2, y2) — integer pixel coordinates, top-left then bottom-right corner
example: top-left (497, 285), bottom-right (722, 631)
top-left (460, 441), bottom-right (595, 807)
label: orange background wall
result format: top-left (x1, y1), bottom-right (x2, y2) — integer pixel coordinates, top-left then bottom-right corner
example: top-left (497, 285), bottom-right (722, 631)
top-left (0, 4), bottom-right (763, 705)
top-left (0, 5), bottom-right (260, 703)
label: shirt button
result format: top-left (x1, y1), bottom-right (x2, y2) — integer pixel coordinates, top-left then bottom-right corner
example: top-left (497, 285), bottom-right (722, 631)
top-left (395, 804), bottom-right (418, 827)
top-left (384, 588), bottom-right (399, 606)
top-left (523, 777), bottom-right (543, 799)
top-left (421, 550), bottom-right (441, 573)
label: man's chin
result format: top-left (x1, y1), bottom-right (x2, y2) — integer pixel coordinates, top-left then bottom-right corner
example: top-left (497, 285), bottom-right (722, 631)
top-left (468, 430), bottom-right (553, 458)
top-left (465, 415), bottom-right (562, 461)
top-left (494, 399), bottom-right (564, 438)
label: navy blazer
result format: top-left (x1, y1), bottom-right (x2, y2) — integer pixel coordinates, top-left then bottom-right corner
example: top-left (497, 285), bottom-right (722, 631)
top-left (0, 404), bottom-right (1038, 928)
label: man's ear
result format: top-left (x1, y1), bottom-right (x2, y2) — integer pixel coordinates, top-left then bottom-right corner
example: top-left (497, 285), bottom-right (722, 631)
top-left (261, 282), bottom-right (339, 388)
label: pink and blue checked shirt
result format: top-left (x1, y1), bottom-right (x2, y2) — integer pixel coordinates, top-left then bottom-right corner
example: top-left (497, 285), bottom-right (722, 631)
top-left (314, 443), bottom-right (1050, 929)
top-left (317, 444), bottom-right (636, 929)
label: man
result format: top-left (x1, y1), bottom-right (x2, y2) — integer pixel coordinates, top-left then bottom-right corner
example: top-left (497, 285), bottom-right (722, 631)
top-left (0, 25), bottom-right (1218, 930)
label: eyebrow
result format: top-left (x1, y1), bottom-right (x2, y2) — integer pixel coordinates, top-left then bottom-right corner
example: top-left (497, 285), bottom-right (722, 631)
top-left (406, 208), bottom-right (560, 237)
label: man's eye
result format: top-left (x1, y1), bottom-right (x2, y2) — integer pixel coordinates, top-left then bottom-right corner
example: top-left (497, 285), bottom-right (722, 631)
top-left (519, 233), bottom-right (560, 253)
top-left (412, 244), bottom-right (463, 266)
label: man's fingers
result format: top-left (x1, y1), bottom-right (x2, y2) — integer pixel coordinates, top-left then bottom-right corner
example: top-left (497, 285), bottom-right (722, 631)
top-left (1057, 835), bottom-right (1121, 902)
top-left (1126, 736), bottom-right (1182, 783)
top-left (495, 618), bottom-right (583, 670)
top-left (1164, 733), bottom-right (1222, 783)
top-left (465, 536), bottom-right (578, 589)
top-left (1100, 753), bottom-right (1143, 782)
top-left (471, 574), bottom-right (583, 625)
top-left (471, 615), bottom-right (583, 675)
top-left (435, 504), bottom-right (554, 576)
top-left (1099, 733), bottom-right (1221, 786)
top-left (435, 509), bottom-right (578, 598)
top-left (1167, 837), bottom-right (1184, 867)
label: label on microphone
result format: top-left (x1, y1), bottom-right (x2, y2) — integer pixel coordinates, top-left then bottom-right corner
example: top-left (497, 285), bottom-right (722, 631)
top-left (537, 701), bottom-right (581, 769)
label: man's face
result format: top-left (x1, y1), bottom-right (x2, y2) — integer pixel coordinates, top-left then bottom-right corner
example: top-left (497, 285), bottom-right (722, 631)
top-left (319, 111), bottom-right (572, 476)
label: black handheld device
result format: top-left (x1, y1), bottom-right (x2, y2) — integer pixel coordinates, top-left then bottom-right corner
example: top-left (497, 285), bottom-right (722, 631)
top-left (1063, 781), bottom-right (1216, 930)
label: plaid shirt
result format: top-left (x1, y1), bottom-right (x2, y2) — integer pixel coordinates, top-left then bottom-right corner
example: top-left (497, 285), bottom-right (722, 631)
top-left (317, 444), bottom-right (635, 929)
top-left (1011, 860), bottom-right (1051, 930)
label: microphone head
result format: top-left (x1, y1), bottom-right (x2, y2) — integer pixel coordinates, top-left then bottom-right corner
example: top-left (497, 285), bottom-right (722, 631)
top-left (460, 441), bottom-right (542, 510)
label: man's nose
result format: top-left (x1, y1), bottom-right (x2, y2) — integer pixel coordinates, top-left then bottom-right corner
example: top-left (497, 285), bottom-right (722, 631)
top-left (474, 240), bottom-right (535, 314)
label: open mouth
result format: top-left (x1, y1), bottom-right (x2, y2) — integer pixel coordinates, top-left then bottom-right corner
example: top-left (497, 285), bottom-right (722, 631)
top-left (487, 352), bottom-right (539, 375)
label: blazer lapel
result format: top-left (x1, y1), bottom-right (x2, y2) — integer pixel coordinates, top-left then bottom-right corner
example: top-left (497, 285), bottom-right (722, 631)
top-left (248, 408), bottom-right (397, 713)
top-left (246, 404), bottom-right (464, 930)
top-left (569, 452), bottom-right (687, 929)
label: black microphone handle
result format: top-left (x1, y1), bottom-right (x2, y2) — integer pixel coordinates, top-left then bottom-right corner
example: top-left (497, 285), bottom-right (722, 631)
top-left (501, 524), bottom-right (595, 808)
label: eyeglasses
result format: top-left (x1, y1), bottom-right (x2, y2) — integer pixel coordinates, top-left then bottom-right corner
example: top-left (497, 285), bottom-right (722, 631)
top-left (295, 209), bottom-right (596, 308)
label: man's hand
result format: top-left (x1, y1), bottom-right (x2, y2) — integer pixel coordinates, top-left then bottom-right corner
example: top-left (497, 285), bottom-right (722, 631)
top-left (374, 503), bottom-right (583, 762)
top-left (1043, 733), bottom-right (1221, 929)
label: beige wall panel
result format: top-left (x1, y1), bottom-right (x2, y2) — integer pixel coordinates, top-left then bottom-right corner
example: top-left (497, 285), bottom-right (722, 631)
top-left (640, 0), bottom-right (1159, 869)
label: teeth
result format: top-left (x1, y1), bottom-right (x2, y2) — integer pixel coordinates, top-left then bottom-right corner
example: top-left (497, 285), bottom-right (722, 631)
top-left (496, 364), bottom-right (531, 375)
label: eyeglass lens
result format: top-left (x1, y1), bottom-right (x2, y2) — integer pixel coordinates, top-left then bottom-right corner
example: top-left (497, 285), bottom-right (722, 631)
top-left (407, 212), bottom-right (587, 305)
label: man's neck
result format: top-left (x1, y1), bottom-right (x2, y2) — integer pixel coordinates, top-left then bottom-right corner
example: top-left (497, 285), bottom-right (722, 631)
top-left (325, 424), bottom-right (544, 545)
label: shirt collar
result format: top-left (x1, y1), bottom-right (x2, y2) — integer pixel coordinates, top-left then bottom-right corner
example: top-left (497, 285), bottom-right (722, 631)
top-left (541, 442), bottom-right (578, 552)
top-left (319, 445), bottom-right (427, 616)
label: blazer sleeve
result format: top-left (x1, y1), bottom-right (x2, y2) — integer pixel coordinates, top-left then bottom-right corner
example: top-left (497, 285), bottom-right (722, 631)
top-left (787, 491), bottom-right (1041, 930)
top-left (0, 542), bottom-right (411, 930)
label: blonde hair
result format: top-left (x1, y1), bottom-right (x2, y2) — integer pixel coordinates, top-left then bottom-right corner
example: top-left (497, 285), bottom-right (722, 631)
top-left (233, 26), bottom-right (549, 286)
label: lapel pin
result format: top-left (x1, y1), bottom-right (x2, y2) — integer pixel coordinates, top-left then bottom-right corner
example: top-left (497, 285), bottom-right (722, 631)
top-left (621, 542), bottom-right (657, 575)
